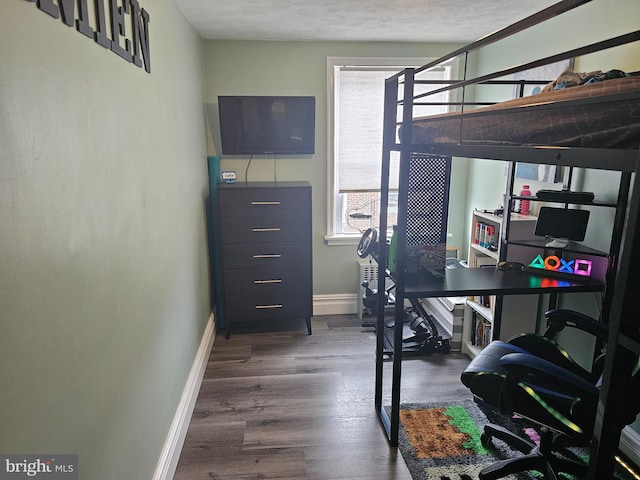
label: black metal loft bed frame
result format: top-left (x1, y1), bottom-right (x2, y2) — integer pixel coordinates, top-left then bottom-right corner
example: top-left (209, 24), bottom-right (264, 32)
top-left (372, 1), bottom-right (640, 479)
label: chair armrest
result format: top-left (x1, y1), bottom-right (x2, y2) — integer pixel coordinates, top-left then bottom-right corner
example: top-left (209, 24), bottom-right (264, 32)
top-left (544, 308), bottom-right (609, 341)
top-left (499, 352), bottom-right (599, 399)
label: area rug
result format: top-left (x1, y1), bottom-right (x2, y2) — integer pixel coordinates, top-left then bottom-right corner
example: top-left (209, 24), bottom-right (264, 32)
top-left (393, 399), bottom-right (534, 480)
top-left (394, 399), bottom-right (636, 480)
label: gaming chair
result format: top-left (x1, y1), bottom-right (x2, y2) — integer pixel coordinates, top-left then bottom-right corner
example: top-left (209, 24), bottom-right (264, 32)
top-left (461, 308), bottom-right (640, 479)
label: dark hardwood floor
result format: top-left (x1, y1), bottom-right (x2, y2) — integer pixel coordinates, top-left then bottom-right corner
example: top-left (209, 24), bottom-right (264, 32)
top-left (174, 314), bottom-right (473, 480)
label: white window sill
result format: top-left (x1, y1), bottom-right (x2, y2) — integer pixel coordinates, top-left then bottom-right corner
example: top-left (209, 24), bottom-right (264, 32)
top-left (324, 234), bottom-right (361, 246)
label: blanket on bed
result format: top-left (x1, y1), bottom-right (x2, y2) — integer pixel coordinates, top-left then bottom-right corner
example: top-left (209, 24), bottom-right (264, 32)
top-left (407, 75), bottom-right (640, 149)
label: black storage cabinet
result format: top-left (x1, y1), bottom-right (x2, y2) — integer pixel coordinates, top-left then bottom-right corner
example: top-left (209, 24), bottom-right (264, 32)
top-left (217, 181), bottom-right (312, 337)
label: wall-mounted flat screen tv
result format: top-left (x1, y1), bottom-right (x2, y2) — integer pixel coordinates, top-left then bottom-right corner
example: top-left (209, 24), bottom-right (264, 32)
top-left (218, 96), bottom-right (316, 155)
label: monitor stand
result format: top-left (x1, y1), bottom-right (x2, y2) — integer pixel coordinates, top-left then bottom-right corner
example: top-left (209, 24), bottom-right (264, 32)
top-left (545, 237), bottom-right (569, 249)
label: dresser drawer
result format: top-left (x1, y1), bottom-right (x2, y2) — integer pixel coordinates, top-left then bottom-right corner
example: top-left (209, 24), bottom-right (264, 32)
top-left (219, 187), bottom-right (311, 218)
top-left (223, 267), bottom-right (311, 295)
top-left (221, 241), bottom-right (311, 269)
top-left (220, 215), bottom-right (310, 243)
top-left (224, 293), bottom-right (312, 322)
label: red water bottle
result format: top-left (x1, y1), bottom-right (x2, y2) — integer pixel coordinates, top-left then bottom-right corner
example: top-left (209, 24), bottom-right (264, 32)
top-left (519, 185), bottom-right (531, 215)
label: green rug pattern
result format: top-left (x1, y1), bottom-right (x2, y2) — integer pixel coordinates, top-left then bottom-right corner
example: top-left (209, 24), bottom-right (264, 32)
top-left (395, 399), bottom-right (534, 480)
top-left (395, 399), bottom-right (636, 480)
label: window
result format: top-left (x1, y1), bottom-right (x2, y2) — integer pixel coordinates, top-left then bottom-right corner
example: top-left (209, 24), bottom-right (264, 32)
top-left (326, 57), bottom-right (453, 245)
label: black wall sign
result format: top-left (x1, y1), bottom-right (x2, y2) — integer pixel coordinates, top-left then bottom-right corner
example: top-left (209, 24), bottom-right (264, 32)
top-left (27, 0), bottom-right (151, 73)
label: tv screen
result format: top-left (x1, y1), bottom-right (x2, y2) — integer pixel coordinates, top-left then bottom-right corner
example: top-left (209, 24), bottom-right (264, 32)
top-left (218, 96), bottom-right (315, 155)
top-left (534, 207), bottom-right (590, 248)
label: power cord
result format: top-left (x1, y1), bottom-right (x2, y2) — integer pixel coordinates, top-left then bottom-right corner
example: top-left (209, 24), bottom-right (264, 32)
top-left (244, 155), bottom-right (253, 181)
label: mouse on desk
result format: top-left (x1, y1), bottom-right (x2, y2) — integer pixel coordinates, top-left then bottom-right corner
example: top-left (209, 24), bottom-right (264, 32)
top-left (497, 261), bottom-right (525, 271)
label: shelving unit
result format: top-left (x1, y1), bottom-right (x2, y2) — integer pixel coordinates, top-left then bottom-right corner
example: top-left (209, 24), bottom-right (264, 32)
top-left (371, 4), bottom-right (640, 478)
top-left (463, 298), bottom-right (493, 358)
top-left (462, 210), bottom-right (539, 358)
top-left (502, 161), bottom-right (631, 326)
top-left (468, 210), bottom-right (536, 267)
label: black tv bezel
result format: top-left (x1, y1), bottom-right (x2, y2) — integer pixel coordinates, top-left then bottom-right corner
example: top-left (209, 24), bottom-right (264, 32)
top-left (218, 95), bottom-right (316, 155)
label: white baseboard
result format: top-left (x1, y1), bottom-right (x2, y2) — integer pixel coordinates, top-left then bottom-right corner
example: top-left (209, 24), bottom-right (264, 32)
top-left (313, 293), bottom-right (357, 316)
top-left (620, 426), bottom-right (640, 467)
top-left (153, 313), bottom-right (216, 480)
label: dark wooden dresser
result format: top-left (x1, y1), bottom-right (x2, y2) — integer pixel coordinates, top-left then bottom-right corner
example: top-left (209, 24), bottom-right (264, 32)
top-left (217, 181), bottom-right (312, 337)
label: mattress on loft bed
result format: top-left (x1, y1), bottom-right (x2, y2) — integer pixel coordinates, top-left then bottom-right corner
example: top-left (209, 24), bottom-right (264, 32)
top-left (407, 75), bottom-right (640, 150)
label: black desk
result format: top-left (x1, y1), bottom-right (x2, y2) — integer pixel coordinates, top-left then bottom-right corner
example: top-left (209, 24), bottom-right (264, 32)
top-left (375, 266), bottom-right (604, 446)
top-left (403, 266), bottom-right (603, 297)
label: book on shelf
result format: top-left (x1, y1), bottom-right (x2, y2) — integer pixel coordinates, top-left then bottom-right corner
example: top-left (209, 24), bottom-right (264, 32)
top-left (472, 295), bottom-right (493, 309)
top-left (471, 311), bottom-right (492, 347)
top-left (473, 221), bottom-right (498, 250)
top-left (471, 311), bottom-right (476, 345)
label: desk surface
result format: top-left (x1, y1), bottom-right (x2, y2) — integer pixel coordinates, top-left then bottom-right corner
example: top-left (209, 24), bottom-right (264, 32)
top-left (377, 264), bottom-right (604, 447)
top-left (401, 266), bottom-right (604, 298)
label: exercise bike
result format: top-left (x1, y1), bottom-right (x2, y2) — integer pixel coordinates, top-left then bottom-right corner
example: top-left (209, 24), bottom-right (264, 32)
top-left (357, 228), bottom-right (451, 356)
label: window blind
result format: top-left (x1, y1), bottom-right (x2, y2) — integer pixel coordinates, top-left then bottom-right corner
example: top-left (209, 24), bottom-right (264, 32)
top-left (336, 66), bottom-right (449, 193)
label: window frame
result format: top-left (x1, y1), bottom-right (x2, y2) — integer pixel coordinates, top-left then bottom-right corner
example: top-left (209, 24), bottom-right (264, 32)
top-left (325, 56), bottom-right (447, 245)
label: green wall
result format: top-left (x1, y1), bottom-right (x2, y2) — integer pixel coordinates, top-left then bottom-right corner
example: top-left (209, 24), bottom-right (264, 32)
top-left (0, 1), bottom-right (209, 478)
top-left (202, 40), bottom-right (467, 296)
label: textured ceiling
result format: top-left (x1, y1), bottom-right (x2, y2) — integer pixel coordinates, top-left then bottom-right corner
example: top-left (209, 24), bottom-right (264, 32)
top-left (174, 0), bottom-right (559, 43)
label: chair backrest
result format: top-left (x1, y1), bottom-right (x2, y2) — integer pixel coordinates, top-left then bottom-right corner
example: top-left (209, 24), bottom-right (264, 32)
top-left (462, 308), bottom-right (640, 453)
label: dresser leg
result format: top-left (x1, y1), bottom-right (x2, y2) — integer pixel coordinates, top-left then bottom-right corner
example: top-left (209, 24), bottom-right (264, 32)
top-left (306, 317), bottom-right (312, 335)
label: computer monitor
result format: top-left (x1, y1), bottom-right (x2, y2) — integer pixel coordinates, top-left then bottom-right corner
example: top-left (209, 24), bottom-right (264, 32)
top-left (534, 207), bottom-right (590, 248)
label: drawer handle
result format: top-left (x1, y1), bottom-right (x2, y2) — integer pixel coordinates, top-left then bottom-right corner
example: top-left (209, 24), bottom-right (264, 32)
top-left (254, 279), bottom-right (283, 284)
top-left (255, 304), bottom-right (283, 309)
top-left (252, 227), bottom-right (281, 232)
top-left (253, 254), bottom-right (282, 259)
top-left (251, 201), bottom-right (281, 205)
